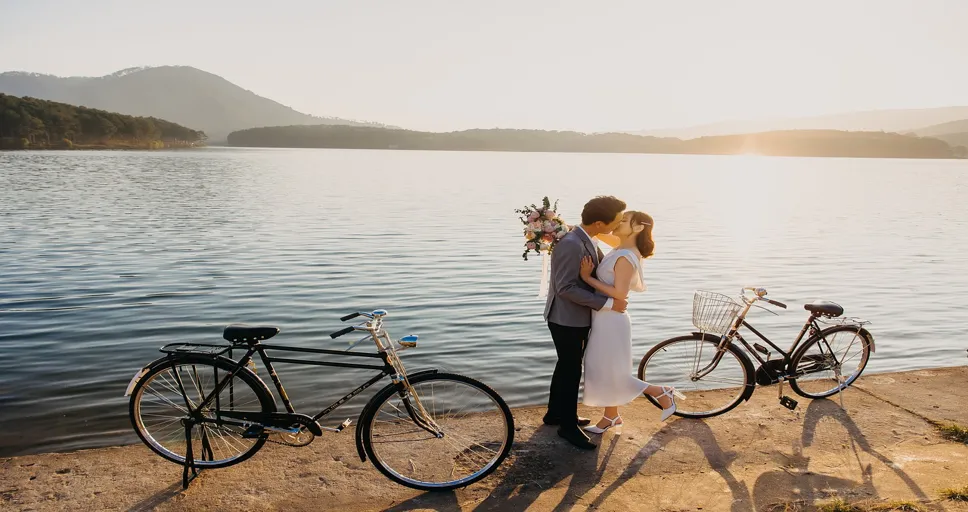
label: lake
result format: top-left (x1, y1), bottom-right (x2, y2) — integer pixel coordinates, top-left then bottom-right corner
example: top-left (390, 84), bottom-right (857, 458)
top-left (1, 148), bottom-right (966, 456)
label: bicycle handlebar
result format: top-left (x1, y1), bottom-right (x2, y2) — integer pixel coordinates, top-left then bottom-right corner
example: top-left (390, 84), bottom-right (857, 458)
top-left (765, 298), bottom-right (787, 309)
top-left (742, 287), bottom-right (786, 309)
top-left (330, 326), bottom-right (355, 339)
top-left (340, 312), bottom-right (361, 322)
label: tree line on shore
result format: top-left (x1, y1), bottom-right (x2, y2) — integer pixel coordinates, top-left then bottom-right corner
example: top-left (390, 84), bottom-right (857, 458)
top-left (226, 124), bottom-right (968, 159)
top-left (0, 94), bottom-right (206, 149)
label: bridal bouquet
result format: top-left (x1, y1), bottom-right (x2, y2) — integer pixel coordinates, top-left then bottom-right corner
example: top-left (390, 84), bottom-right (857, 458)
top-left (516, 197), bottom-right (570, 298)
top-left (516, 197), bottom-right (569, 260)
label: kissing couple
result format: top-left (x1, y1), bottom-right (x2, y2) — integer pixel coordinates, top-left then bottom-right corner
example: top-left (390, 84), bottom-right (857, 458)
top-left (543, 195), bottom-right (683, 450)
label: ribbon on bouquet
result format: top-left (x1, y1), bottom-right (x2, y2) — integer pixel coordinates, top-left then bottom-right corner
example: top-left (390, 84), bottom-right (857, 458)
top-left (537, 251), bottom-right (550, 299)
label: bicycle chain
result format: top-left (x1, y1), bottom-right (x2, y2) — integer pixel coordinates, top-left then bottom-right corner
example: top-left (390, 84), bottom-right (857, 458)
top-left (266, 429), bottom-right (315, 447)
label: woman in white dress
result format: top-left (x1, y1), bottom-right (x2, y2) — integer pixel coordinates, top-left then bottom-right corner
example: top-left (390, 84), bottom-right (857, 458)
top-left (579, 211), bottom-right (682, 434)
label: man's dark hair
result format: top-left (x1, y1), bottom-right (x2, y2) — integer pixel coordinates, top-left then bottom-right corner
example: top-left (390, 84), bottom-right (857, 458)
top-left (581, 196), bottom-right (626, 225)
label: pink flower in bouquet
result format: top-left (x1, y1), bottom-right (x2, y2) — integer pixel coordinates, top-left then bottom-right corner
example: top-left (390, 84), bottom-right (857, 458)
top-left (543, 220), bottom-right (557, 233)
top-left (528, 211), bottom-right (540, 222)
top-left (544, 210), bottom-right (557, 220)
top-left (526, 241), bottom-right (536, 250)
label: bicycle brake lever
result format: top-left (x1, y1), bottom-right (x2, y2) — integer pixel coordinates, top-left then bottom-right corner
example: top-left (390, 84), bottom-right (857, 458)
top-left (751, 303), bottom-right (779, 316)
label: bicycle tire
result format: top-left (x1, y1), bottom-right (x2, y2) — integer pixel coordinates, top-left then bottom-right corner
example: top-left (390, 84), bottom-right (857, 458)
top-left (788, 325), bottom-right (872, 399)
top-left (360, 371), bottom-right (514, 491)
top-left (638, 333), bottom-right (755, 419)
top-left (129, 354), bottom-right (276, 469)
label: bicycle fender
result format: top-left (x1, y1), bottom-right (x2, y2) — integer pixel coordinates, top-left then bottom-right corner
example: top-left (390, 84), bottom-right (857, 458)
top-left (354, 368), bottom-right (440, 462)
top-left (858, 327), bottom-right (875, 353)
top-left (123, 355), bottom-right (175, 396)
top-left (123, 354), bottom-right (272, 402)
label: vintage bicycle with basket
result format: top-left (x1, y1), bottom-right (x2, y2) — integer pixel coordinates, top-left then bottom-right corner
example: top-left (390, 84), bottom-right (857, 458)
top-left (124, 309), bottom-right (514, 491)
top-left (637, 287), bottom-right (875, 418)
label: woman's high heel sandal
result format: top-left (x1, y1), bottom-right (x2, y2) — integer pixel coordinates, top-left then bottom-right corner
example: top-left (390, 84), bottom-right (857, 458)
top-left (583, 414), bottom-right (623, 434)
top-left (658, 386), bottom-right (685, 422)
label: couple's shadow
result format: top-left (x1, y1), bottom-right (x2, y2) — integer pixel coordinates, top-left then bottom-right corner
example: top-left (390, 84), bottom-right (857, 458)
top-left (383, 418), bottom-right (740, 512)
top-left (383, 398), bottom-right (934, 512)
top-left (382, 423), bottom-right (624, 512)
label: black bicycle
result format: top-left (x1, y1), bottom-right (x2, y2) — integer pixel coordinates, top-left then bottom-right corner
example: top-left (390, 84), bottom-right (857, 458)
top-left (637, 287), bottom-right (875, 418)
top-left (124, 309), bottom-right (514, 491)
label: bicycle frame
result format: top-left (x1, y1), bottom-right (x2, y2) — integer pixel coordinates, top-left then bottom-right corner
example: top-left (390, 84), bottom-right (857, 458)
top-left (155, 311), bottom-right (441, 437)
top-left (704, 288), bottom-right (850, 383)
top-left (726, 317), bottom-right (820, 378)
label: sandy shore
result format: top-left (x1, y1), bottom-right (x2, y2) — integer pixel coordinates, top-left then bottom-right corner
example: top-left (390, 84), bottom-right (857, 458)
top-left (3, 366), bottom-right (968, 511)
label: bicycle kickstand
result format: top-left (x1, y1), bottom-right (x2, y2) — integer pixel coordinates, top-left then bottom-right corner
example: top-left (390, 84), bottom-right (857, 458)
top-left (835, 368), bottom-right (847, 412)
top-left (181, 419), bottom-right (211, 489)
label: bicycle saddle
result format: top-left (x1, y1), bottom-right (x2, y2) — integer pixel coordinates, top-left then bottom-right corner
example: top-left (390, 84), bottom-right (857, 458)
top-left (222, 324), bottom-right (280, 343)
top-left (803, 301), bottom-right (843, 317)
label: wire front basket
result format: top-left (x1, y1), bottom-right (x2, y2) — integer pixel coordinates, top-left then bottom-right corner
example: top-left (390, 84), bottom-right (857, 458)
top-left (692, 290), bottom-right (742, 336)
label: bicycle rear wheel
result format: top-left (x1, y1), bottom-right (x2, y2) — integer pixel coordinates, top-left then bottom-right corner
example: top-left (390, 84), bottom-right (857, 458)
top-left (638, 334), bottom-right (755, 418)
top-left (129, 355), bottom-right (276, 468)
top-left (360, 372), bottom-right (514, 491)
top-left (789, 325), bottom-right (872, 399)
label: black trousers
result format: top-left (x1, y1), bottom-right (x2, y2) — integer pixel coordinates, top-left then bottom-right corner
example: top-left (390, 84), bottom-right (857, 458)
top-left (546, 321), bottom-right (590, 428)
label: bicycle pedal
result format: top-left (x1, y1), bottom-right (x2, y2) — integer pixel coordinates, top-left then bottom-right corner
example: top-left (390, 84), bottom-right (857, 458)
top-left (322, 419), bottom-right (353, 433)
top-left (780, 396), bottom-right (798, 410)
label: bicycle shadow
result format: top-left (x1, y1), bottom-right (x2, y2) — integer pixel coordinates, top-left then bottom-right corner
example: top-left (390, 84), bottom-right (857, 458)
top-left (751, 398), bottom-right (932, 510)
top-left (381, 425), bottom-right (622, 512)
top-left (125, 481), bottom-right (185, 512)
top-left (584, 419), bottom-right (752, 512)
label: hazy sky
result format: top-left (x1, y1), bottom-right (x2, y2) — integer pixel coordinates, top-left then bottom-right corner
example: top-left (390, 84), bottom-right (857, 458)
top-left (2, 0), bottom-right (967, 132)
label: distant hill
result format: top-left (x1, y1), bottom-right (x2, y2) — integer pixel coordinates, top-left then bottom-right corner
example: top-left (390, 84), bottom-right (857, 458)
top-left (926, 132), bottom-right (968, 150)
top-left (911, 119), bottom-right (968, 137)
top-left (0, 93), bottom-right (205, 149)
top-left (0, 66), bottom-right (388, 142)
top-left (227, 125), bottom-right (967, 159)
top-left (632, 106), bottom-right (968, 140)
top-left (910, 119), bottom-right (968, 151)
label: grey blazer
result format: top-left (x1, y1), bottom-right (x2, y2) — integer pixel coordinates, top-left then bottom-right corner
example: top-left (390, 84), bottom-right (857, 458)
top-left (543, 228), bottom-right (609, 327)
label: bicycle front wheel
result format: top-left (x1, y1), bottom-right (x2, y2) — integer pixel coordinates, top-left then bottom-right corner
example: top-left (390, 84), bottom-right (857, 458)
top-left (360, 372), bottom-right (514, 491)
top-left (638, 334), bottom-right (755, 418)
top-left (789, 325), bottom-right (872, 399)
top-left (129, 355), bottom-right (276, 469)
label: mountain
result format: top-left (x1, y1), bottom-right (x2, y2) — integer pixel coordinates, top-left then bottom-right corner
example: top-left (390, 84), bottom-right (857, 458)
top-left (909, 119), bottom-right (968, 151)
top-left (227, 125), bottom-right (967, 159)
top-left (631, 106), bottom-right (968, 140)
top-left (911, 119), bottom-right (968, 137)
top-left (0, 66), bottom-right (387, 142)
top-left (925, 132), bottom-right (968, 150)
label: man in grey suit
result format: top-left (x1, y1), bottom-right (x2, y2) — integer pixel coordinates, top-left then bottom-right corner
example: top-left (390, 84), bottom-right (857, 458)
top-left (543, 195), bottom-right (627, 450)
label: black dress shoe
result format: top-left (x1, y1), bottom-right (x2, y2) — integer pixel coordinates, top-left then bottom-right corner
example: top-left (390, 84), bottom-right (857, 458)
top-left (557, 426), bottom-right (597, 450)
top-left (543, 415), bottom-right (592, 427)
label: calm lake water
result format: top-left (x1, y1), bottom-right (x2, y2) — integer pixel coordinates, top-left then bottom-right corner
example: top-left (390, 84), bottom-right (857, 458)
top-left (1, 148), bottom-right (967, 456)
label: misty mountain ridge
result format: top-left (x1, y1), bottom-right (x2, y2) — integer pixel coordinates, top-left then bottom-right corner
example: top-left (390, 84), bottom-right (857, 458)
top-left (632, 106), bottom-right (968, 140)
top-left (0, 65), bottom-right (389, 141)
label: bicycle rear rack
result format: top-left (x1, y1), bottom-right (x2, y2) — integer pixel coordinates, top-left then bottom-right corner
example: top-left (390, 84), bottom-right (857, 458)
top-left (160, 342), bottom-right (235, 357)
